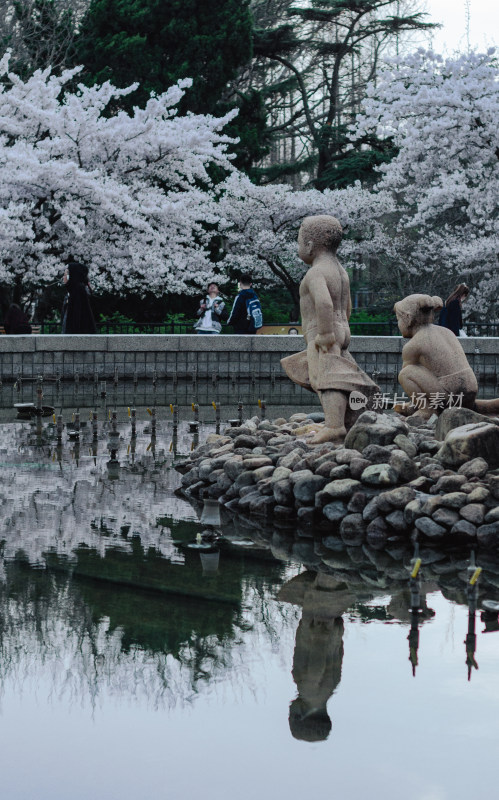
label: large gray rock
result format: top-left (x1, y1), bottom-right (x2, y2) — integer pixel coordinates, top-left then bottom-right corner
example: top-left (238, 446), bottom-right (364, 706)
top-left (457, 457), bottom-right (489, 479)
top-left (404, 497), bottom-right (429, 525)
top-left (277, 450), bottom-right (303, 470)
top-left (347, 491), bottom-right (368, 513)
top-left (385, 510), bottom-right (408, 532)
top-left (435, 407), bottom-right (499, 441)
top-left (293, 474), bottom-right (328, 503)
top-left (489, 476), bottom-right (499, 500)
top-left (344, 411), bottom-right (408, 452)
top-left (432, 474), bottom-right (467, 494)
top-left (233, 470), bottom-right (256, 490)
top-left (362, 444), bottom-right (396, 464)
top-left (335, 448), bottom-right (363, 465)
top-left (243, 456), bottom-right (273, 470)
top-left (393, 434), bottom-right (417, 458)
top-left (340, 513), bottom-right (366, 538)
top-left (273, 479), bottom-right (293, 505)
top-left (459, 503), bottom-right (486, 525)
top-left (485, 507), bottom-right (499, 524)
top-left (349, 457), bottom-right (371, 480)
top-left (468, 486), bottom-right (490, 503)
top-left (249, 495), bottom-right (275, 516)
top-left (415, 517), bottom-right (446, 540)
top-left (437, 422), bottom-right (499, 468)
top-left (389, 449), bottom-right (419, 482)
top-left (328, 464), bottom-right (351, 480)
top-left (253, 465), bottom-right (275, 481)
top-left (380, 485), bottom-right (416, 510)
top-left (323, 501), bottom-right (349, 522)
top-left (233, 434), bottom-right (261, 449)
top-left (450, 519), bottom-right (477, 539)
top-left (198, 459), bottom-right (214, 480)
top-left (366, 517), bottom-right (389, 548)
top-left (432, 507), bottom-right (460, 527)
top-left (362, 496), bottom-right (380, 522)
top-left (477, 522), bottom-right (499, 547)
top-left (223, 457), bottom-right (245, 480)
top-left (341, 515), bottom-right (366, 545)
top-left (271, 466), bottom-right (292, 483)
top-left (322, 478), bottom-right (361, 500)
top-left (360, 464), bottom-right (398, 486)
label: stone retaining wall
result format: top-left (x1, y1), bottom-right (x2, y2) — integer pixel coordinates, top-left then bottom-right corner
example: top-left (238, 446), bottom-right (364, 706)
top-left (0, 334), bottom-right (498, 387)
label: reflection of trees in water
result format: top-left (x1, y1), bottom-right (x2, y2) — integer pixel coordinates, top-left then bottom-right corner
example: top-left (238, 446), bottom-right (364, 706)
top-left (0, 560), bottom-right (299, 711)
top-left (0, 421), bottom-right (198, 566)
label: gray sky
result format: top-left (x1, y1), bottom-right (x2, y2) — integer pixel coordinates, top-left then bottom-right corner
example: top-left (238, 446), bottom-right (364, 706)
top-left (423, 0), bottom-right (497, 53)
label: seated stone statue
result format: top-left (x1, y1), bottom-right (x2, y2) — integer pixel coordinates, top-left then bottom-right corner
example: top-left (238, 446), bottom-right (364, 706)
top-left (394, 293), bottom-right (498, 417)
top-left (281, 215), bottom-right (378, 442)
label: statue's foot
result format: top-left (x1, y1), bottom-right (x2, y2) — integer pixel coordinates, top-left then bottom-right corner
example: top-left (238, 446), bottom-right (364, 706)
top-left (412, 406), bottom-right (435, 421)
top-left (393, 402), bottom-right (414, 417)
top-left (294, 423), bottom-right (321, 436)
top-left (308, 425), bottom-right (347, 444)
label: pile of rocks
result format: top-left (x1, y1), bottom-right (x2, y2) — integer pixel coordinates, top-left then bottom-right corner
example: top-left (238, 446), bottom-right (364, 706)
top-left (177, 407), bottom-right (499, 551)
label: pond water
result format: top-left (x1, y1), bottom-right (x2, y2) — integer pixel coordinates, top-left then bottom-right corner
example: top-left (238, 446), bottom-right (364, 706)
top-left (0, 396), bottom-right (499, 800)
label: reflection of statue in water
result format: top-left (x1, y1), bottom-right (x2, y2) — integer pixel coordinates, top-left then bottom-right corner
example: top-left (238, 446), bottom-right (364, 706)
top-left (281, 215), bottom-right (378, 443)
top-left (394, 294), bottom-right (499, 418)
top-left (279, 571), bottom-right (353, 741)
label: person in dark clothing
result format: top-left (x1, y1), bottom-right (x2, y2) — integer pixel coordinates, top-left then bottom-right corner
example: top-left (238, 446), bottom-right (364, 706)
top-left (438, 283), bottom-right (469, 336)
top-left (4, 304), bottom-right (32, 334)
top-left (227, 274), bottom-right (262, 334)
top-left (61, 262), bottom-right (97, 334)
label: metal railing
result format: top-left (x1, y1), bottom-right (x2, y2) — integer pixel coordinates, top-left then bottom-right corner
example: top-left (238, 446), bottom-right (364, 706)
top-left (35, 320), bottom-right (499, 336)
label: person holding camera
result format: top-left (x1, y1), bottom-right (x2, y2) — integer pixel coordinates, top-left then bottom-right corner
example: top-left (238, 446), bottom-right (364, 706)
top-left (194, 282), bottom-right (228, 334)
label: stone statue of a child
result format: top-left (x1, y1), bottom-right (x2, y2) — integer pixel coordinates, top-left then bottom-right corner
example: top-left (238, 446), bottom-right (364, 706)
top-left (281, 215), bottom-right (378, 442)
top-left (394, 293), bottom-right (499, 417)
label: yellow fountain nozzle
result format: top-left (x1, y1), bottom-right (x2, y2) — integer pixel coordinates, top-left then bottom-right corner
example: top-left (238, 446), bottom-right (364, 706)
top-left (470, 567), bottom-right (482, 586)
top-left (127, 407), bottom-right (131, 417)
top-left (212, 401), bottom-right (217, 410)
top-left (108, 410), bottom-right (112, 420)
top-left (411, 558), bottom-right (422, 579)
top-left (191, 442), bottom-right (195, 451)
top-left (258, 399), bottom-right (262, 408)
top-left (147, 408), bottom-right (153, 415)
top-left (191, 402), bottom-right (195, 411)
top-left (169, 404), bottom-right (174, 413)
top-left (52, 414), bottom-right (56, 423)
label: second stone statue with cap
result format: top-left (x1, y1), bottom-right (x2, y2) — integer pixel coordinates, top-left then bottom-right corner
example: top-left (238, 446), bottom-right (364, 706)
top-left (281, 214), bottom-right (379, 442)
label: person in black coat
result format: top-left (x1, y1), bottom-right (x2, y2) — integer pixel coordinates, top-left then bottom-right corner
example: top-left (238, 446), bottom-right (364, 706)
top-left (4, 304), bottom-right (32, 334)
top-left (438, 283), bottom-right (469, 336)
top-left (227, 274), bottom-right (261, 334)
top-left (61, 262), bottom-right (97, 334)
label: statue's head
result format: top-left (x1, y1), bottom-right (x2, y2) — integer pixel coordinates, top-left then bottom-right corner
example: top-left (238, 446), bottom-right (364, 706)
top-left (298, 215), bottom-right (343, 264)
top-left (288, 698), bottom-right (332, 742)
top-left (394, 294), bottom-right (443, 338)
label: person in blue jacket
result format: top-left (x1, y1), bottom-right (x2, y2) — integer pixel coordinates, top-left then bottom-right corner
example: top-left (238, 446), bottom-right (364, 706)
top-left (227, 274), bottom-right (262, 334)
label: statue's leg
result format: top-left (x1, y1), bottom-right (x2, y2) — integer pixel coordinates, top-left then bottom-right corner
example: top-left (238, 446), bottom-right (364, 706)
top-left (307, 390), bottom-right (347, 443)
top-left (396, 365), bottom-right (443, 418)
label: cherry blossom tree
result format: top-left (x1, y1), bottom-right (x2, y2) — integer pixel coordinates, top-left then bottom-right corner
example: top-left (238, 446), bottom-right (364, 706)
top-left (352, 48), bottom-right (499, 318)
top-left (0, 51), bottom-right (237, 308)
top-left (216, 171), bottom-right (393, 317)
